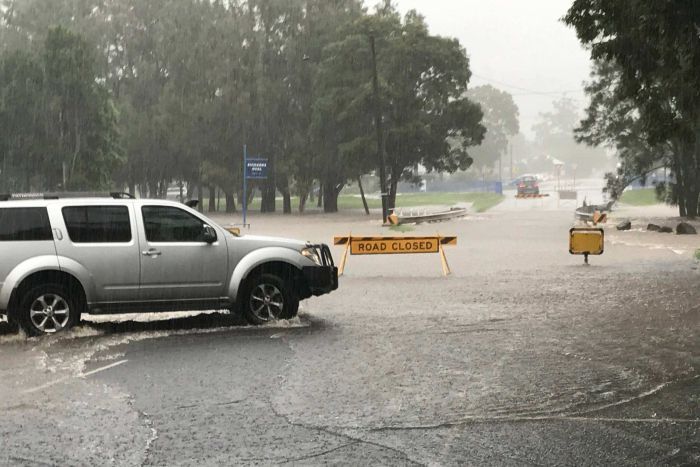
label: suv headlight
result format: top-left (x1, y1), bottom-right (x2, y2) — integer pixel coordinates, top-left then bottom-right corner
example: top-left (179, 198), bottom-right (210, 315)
top-left (301, 247), bottom-right (322, 265)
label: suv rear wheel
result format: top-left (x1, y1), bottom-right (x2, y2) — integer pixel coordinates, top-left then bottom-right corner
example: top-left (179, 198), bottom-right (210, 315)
top-left (17, 284), bottom-right (79, 336)
top-left (240, 273), bottom-right (299, 325)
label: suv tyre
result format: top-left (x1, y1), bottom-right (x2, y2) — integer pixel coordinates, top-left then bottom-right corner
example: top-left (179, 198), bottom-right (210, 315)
top-left (17, 284), bottom-right (79, 336)
top-left (240, 273), bottom-right (299, 325)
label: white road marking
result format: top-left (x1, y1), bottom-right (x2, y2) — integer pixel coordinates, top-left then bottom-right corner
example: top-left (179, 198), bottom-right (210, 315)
top-left (22, 359), bottom-right (128, 394)
top-left (82, 359), bottom-right (128, 377)
top-left (22, 376), bottom-right (73, 394)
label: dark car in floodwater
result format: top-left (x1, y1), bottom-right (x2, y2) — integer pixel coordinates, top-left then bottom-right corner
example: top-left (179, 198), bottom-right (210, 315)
top-left (517, 176), bottom-right (540, 196)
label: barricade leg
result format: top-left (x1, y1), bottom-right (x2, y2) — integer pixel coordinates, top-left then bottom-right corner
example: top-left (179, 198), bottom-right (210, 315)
top-left (338, 233), bottom-right (351, 276)
top-left (439, 243), bottom-right (451, 276)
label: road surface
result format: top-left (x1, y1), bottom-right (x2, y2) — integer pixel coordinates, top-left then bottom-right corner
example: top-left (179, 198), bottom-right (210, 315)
top-left (1, 200), bottom-right (698, 465)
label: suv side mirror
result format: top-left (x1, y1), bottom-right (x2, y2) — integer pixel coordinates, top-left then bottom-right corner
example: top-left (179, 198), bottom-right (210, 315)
top-left (203, 225), bottom-right (217, 244)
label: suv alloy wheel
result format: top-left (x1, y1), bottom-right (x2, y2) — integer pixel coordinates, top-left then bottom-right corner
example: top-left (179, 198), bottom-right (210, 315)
top-left (241, 273), bottom-right (299, 325)
top-left (17, 284), bottom-right (79, 336)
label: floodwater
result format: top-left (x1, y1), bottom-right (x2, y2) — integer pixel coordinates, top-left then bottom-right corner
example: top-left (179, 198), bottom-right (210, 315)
top-left (1, 186), bottom-right (698, 464)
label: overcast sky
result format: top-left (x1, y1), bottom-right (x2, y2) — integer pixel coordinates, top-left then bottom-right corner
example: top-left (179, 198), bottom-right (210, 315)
top-left (391, 0), bottom-right (592, 138)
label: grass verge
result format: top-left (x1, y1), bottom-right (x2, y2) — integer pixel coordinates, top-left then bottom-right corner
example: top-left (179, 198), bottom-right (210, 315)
top-left (695, 249), bottom-right (700, 261)
top-left (388, 224), bottom-right (415, 233)
top-left (337, 192), bottom-right (504, 212)
top-left (227, 192), bottom-right (504, 213)
top-left (620, 188), bottom-right (658, 206)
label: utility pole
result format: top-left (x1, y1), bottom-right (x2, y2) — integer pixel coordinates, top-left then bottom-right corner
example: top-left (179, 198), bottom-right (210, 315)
top-left (509, 139), bottom-right (513, 181)
top-left (369, 33), bottom-right (389, 224)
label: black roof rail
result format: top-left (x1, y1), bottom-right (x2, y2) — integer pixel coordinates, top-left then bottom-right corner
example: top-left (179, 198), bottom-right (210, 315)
top-left (109, 192), bottom-right (136, 199)
top-left (0, 192), bottom-right (136, 201)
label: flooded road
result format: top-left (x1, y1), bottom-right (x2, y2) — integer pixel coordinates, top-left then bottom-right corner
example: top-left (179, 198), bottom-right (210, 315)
top-left (1, 207), bottom-right (698, 465)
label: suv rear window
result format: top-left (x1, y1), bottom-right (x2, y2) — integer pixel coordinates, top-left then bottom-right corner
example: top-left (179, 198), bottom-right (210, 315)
top-left (62, 206), bottom-right (132, 243)
top-left (0, 207), bottom-right (52, 241)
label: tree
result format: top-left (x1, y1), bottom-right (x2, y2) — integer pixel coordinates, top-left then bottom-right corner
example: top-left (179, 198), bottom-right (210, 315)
top-left (315, 4), bottom-right (485, 211)
top-left (466, 85), bottom-right (519, 173)
top-left (575, 60), bottom-right (672, 201)
top-left (0, 26), bottom-right (121, 192)
top-left (0, 50), bottom-right (46, 191)
top-left (1, 0), bottom-right (486, 214)
top-left (531, 96), bottom-right (610, 176)
top-left (565, 0), bottom-right (700, 217)
top-left (283, 0), bottom-right (364, 213)
top-left (43, 26), bottom-right (122, 190)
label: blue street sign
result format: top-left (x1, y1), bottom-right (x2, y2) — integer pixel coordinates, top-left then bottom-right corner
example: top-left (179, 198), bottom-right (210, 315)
top-left (245, 158), bottom-right (268, 179)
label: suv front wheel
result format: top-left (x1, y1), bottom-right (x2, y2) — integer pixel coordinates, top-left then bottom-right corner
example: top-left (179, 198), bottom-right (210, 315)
top-left (17, 284), bottom-right (79, 336)
top-left (240, 273), bottom-right (299, 325)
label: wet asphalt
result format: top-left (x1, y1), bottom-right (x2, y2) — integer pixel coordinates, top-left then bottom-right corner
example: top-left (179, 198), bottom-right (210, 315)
top-left (1, 206), bottom-right (699, 466)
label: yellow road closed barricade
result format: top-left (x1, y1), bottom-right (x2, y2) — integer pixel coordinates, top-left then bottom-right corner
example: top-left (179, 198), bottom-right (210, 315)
top-left (569, 227), bottom-right (604, 265)
top-left (334, 235), bottom-right (457, 276)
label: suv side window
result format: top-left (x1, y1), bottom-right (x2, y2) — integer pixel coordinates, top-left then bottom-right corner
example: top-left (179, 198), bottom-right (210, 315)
top-left (142, 206), bottom-right (212, 243)
top-left (0, 207), bottom-right (52, 241)
top-left (62, 206), bottom-right (132, 243)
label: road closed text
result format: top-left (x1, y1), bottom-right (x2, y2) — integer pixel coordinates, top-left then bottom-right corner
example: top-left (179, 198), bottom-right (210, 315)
top-left (350, 238), bottom-right (439, 255)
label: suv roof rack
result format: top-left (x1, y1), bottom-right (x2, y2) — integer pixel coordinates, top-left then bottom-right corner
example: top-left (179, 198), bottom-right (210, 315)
top-left (0, 192), bottom-right (136, 201)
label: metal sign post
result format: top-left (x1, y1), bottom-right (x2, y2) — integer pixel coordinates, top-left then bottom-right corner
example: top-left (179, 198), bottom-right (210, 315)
top-left (243, 144), bottom-right (247, 226)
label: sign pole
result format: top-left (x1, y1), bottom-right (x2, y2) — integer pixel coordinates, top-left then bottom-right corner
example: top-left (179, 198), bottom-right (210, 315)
top-left (243, 144), bottom-right (247, 226)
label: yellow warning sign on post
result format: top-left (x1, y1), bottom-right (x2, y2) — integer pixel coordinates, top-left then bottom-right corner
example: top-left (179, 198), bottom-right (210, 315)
top-left (569, 227), bottom-right (604, 264)
top-left (333, 235), bottom-right (457, 276)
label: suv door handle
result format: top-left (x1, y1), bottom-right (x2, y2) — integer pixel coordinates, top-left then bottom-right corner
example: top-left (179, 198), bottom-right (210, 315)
top-left (142, 248), bottom-right (162, 257)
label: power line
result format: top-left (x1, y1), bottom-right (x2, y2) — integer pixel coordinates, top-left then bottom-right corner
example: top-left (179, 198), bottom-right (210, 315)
top-left (470, 72), bottom-right (585, 97)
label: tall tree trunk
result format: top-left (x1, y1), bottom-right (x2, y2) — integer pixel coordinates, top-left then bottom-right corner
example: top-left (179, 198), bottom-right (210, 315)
top-left (357, 175), bottom-right (369, 215)
top-left (317, 183), bottom-right (323, 208)
top-left (225, 191), bottom-right (236, 213)
top-left (687, 189), bottom-right (699, 218)
top-left (323, 181), bottom-right (340, 213)
top-left (208, 185), bottom-right (216, 212)
top-left (690, 135), bottom-right (700, 218)
top-left (246, 185), bottom-right (255, 206)
top-left (388, 169), bottom-right (399, 213)
top-left (278, 177), bottom-right (292, 214)
top-left (672, 154), bottom-right (687, 217)
top-left (282, 192), bottom-right (292, 214)
top-left (197, 184), bottom-right (204, 212)
top-left (261, 186), bottom-right (275, 212)
top-left (676, 141), bottom-right (698, 218)
top-left (299, 190), bottom-right (308, 213)
top-left (261, 172), bottom-right (276, 213)
top-left (148, 180), bottom-right (158, 198)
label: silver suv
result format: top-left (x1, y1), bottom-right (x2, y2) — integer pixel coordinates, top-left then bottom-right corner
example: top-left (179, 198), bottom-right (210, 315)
top-left (0, 193), bottom-right (337, 336)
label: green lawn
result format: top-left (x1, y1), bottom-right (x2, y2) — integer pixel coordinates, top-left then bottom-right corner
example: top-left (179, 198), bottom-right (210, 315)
top-left (620, 188), bottom-right (658, 206)
top-left (231, 192), bottom-right (504, 213)
top-left (337, 192), bottom-right (504, 212)
top-left (695, 249), bottom-right (700, 261)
